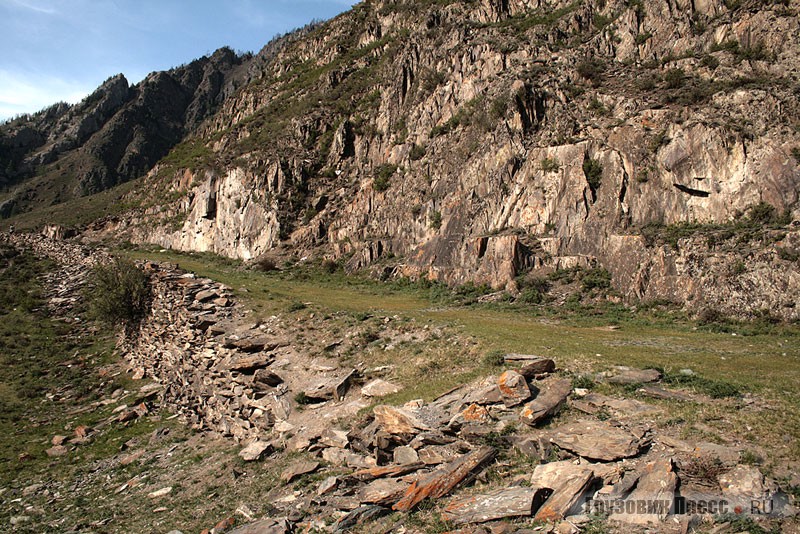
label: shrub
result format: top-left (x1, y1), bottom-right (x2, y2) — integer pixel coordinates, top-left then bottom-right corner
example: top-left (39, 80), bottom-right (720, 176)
top-left (664, 68), bottom-right (685, 89)
top-left (321, 259), bottom-right (339, 273)
top-left (576, 58), bottom-right (605, 86)
top-left (254, 255), bottom-right (278, 272)
top-left (792, 147), bottom-right (800, 165)
top-left (374, 164), bottom-right (397, 192)
top-left (429, 211), bottom-right (442, 230)
top-left (409, 144), bottom-right (426, 161)
top-left (581, 268), bottom-right (612, 291)
top-left (634, 31), bottom-right (652, 45)
top-left (87, 258), bottom-right (150, 327)
top-left (583, 158), bottom-right (603, 191)
top-left (540, 157), bottom-right (560, 173)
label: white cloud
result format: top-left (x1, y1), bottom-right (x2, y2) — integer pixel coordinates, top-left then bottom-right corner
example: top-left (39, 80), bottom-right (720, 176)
top-left (0, 69), bottom-right (91, 121)
top-left (8, 0), bottom-right (57, 15)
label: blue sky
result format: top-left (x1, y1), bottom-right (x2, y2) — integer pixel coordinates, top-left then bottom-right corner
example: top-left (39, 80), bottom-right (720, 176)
top-left (0, 0), bottom-right (357, 121)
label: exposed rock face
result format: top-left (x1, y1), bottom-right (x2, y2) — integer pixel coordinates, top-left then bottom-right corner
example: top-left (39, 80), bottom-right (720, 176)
top-left (8, 0), bottom-right (800, 317)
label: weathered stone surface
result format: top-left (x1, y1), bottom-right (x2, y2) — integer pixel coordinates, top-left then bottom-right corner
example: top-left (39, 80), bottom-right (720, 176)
top-left (280, 460), bottom-right (320, 483)
top-left (361, 379), bottom-right (402, 398)
top-left (393, 446), bottom-right (420, 465)
top-left (358, 478), bottom-right (409, 506)
top-left (609, 458), bottom-right (676, 524)
top-left (228, 518), bottom-right (291, 534)
top-left (534, 469), bottom-right (594, 522)
top-left (504, 355), bottom-right (556, 378)
top-left (45, 445), bottom-right (68, 457)
top-left (226, 353), bottom-right (274, 373)
top-left (450, 404), bottom-right (492, 429)
top-left (549, 420), bottom-right (642, 462)
top-left (351, 462), bottom-right (425, 482)
top-left (194, 289), bottom-right (220, 302)
top-left (572, 393), bottom-right (660, 418)
top-left (393, 446), bottom-right (496, 512)
top-left (718, 465), bottom-right (780, 515)
top-left (252, 368), bottom-right (283, 389)
top-left (464, 381), bottom-right (503, 405)
top-left (373, 405), bottom-right (430, 435)
top-left (334, 506), bottom-right (390, 532)
top-left (442, 486), bottom-right (545, 524)
top-left (238, 440), bottom-right (271, 462)
top-left (519, 379), bottom-right (571, 426)
top-left (303, 370), bottom-right (355, 402)
top-left (319, 428), bottom-right (349, 449)
top-left (317, 476), bottom-right (339, 496)
top-left (530, 460), bottom-right (620, 489)
top-left (497, 370), bottom-right (531, 407)
top-left (606, 368), bottom-right (662, 385)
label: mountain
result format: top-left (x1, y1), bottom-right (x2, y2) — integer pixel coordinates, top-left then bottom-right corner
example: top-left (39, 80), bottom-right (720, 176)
top-left (4, 0), bottom-right (800, 318)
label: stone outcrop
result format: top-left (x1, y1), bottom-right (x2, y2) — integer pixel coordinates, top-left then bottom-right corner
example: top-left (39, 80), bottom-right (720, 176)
top-left (91, 0), bottom-right (800, 319)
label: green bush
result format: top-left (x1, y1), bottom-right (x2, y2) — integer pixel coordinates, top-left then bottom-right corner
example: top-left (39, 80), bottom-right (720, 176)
top-left (87, 258), bottom-right (151, 327)
top-left (429, 211), bottom-right (442, 230)
top-left (374, 163), bottom-right (397, 192)
top-left (581, 268), bottom-right (612, 292)
top-left (540, 157), bottom-right (560, 173)
top-left (410, 144), bottom-right (427, 161)
top-left (664, 68), bottom-right (685, 89)
top-left (583, 158), bottom-right (603, 191)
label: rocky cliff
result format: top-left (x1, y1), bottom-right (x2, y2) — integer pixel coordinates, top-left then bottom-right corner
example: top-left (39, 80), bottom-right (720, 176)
top-left (8, 0), bottom-right (800, 318)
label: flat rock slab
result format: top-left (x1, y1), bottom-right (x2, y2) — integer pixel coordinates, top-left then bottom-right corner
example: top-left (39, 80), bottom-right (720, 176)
top-left (358, 478), bottom-right (410, 506)
top-left (609, 458), bottom-right (676, 525)
top-left (572, 393), bottom-right (660, 418)
top-left (361, 379), bottom-right (402, 398)
top-left (504, 354), bottom-right (556, 378)
top-left (606, 368), bottom-right (662, 385)
top-left (252, 368), bottom-right (283, 389)
top-left (535, 469), bottom-right (594, 522)
top-left (549, 420), bottom-right (642, 462)
top-left (463, 381), bottom-right (503, 405)
top-left (226, 353), bottom-right (274, 373)
top-left (281, 460), bottom-right (320, 483)
top-left (519, 379), bottom-right (572, 426)
top-left (194, 288), bottom-right (220, 302)
top-left (450, 404), bottom-right (492, 428)
top-left (303, 369), bottom-right (355, 402)
top-left (531, 460), bottom-right (621, 489)
top-left (373, 405), bottom-right (430, 435)
top-left (497, 370), bottom-right (531, 407)
top-left (659, 437), bottom-right (741, 467)
top-left (228, 518), bottom-right (291, 534)
top-left (224, 336), bottom-right (281, 353)
top-left (351, 462), bottom-right (426, 482)
top-left (393, 446), bottom-right (496, 512)
top-left (719, 465), bottom-right (782, 515)
top-left (239, 440), bottom-right (272, 462)
top-left (393, 446), bottom-right (420, 465)
top-left (334, 506), bottom-right (390, 533)
top-left (443, 486), bottom-right (545, 524)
